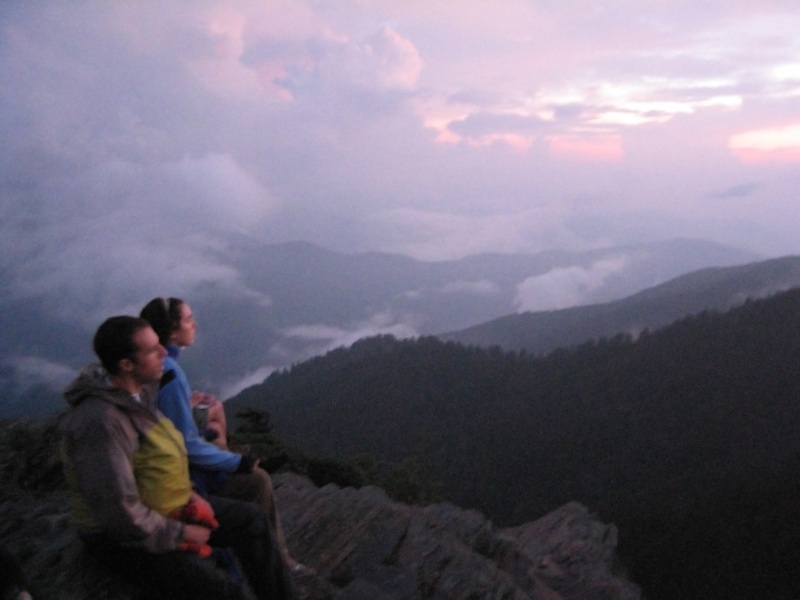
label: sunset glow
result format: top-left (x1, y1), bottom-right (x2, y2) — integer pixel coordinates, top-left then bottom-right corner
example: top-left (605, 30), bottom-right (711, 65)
top-left (730, 124), bottom-right (800, 163)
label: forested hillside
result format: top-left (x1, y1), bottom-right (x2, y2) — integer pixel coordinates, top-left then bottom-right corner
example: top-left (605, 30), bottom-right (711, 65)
top-left (229, 288), bottom-right (800, 600)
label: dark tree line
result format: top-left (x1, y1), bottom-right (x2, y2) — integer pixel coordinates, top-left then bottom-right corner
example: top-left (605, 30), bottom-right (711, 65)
top-left (228, 288), bottom-right (800, 600)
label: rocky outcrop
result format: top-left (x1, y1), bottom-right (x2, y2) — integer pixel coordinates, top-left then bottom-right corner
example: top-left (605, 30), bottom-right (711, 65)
top-left (0, 419), bottom-right (640, 599)
top-left (276, 474), bottom-right (640, 600)
top-left (0, 474), bottom-right (640, 599)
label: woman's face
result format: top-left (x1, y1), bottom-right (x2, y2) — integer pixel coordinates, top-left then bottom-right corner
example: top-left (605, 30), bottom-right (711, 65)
top-left (170, 302), bottom-right (197, 348)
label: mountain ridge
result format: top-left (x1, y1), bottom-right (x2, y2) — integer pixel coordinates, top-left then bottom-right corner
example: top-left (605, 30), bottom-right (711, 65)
top-left (440, 253), bottom-right (800, 355)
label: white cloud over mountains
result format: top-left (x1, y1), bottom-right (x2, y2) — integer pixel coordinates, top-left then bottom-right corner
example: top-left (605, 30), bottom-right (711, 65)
top-left (514, 258), bottom-right (629, 313)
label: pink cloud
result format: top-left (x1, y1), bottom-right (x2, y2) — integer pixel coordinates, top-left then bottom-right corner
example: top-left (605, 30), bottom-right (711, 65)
top-left (729, 123), bottom-right (800, 163)
top-left (253, 61), bottom-right (295, 101)
top-left (547, 134), bottom-right (624, 162)
top-left (335, 26), bottom-right (422, 91)
top-left (470, 133), bottom-right (534, 152)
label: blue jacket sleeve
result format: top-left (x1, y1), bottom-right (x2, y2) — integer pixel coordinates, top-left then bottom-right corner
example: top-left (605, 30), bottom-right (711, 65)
top-left (158, 357), bottom-right (241, 473)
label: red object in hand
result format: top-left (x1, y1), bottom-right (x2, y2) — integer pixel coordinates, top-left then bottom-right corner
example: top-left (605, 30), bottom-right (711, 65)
top-left (179, 540), bottom-right (213, 558)
top-left (170, 498), bottom-right (219, 557)
top-left (180, 498), bottom-right (219, 530)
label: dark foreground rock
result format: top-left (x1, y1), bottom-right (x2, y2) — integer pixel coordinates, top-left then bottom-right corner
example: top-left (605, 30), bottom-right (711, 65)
top-left (0, 471), bottom-right (640, 600)
top-left (278, 474), bottom-right (640, 600)
top-left (0, 418), bottom-right (640, 598)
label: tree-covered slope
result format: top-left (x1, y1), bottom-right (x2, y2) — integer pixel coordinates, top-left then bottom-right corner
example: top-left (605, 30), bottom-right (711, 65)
top-left (229, 288), bottom-right (800, 600)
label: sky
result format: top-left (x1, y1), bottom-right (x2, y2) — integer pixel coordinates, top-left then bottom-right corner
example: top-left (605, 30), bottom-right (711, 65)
top-left (2, 0), bottom-right (800, 324)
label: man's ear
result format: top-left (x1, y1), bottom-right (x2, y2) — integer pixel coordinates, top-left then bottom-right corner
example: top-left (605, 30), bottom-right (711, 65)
top-left (118, 357), bottom-right (135, 374)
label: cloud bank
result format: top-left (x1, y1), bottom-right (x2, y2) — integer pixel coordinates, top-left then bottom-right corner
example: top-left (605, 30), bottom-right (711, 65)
top-left (2, 0), bottom-right (800, 330)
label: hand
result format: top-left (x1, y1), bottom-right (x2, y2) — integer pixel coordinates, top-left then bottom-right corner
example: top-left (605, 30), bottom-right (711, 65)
top-left (191, 390), bottom-right (220, 407)
top-left (189, 491), bottom-right (215, 517)
top-left (183, 524), bottom-right (211, 545)
top-left (200, 427), bottom-right (219, 442)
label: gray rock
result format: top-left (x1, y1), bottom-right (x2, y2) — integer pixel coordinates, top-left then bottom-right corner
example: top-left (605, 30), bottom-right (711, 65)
top-left (0, 423), bottom-right (640, 600)
top-left (273, 473), bottom-right (641, 600)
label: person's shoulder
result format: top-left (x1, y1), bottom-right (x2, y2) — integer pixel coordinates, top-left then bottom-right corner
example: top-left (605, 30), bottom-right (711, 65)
top-left (162, 355), bottom-right (188, 383)
top-left (63, 392), bottom-right (132, 442)
top-left (163, 353), bottom-right (180, 370)
top-left (74, 391), bottom-right (130, 418)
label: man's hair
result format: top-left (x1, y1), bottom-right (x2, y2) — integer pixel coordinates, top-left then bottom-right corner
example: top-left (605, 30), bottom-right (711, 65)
top-left (93, 316), bottom-right (150, 375)
top-left (140, 297), bottom-right (184, 346)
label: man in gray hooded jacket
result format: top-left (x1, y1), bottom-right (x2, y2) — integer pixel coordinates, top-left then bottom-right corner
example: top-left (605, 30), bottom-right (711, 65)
top-left (61, 315), bottom-right (294, 599)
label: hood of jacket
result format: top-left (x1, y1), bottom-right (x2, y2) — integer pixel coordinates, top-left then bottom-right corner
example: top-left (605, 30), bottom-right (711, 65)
top-left (64, 364), bottom-right (158, 414)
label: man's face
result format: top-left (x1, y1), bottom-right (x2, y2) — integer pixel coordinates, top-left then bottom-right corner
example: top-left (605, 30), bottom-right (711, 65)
top-left (130, 326), bottom-right (167, 384)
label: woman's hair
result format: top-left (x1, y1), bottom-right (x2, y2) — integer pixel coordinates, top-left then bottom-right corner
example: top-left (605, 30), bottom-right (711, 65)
top-left (140, 297), bottom-right (184, 346)
top-left (93, 316), bottom-right (150, 375)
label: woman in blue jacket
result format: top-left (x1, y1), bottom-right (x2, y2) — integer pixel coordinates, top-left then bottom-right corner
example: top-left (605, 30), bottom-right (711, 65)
top-left (141, 297), bottom-right (307, 574)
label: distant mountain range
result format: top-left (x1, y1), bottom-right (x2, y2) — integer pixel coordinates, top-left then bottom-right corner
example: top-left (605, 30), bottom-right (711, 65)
top-left (440, 254), bottom-right (800, 355)
top-left (0, 237), bottom-right (760, 418)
